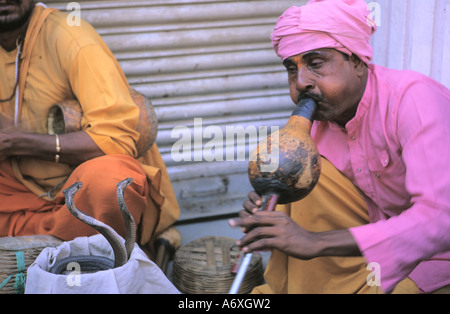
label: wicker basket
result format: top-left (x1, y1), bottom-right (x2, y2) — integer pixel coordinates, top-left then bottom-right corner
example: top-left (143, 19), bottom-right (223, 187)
top-left (0, 235), bottom-right (62, 294)
top-left (172, 236), bottom-right (264, 294)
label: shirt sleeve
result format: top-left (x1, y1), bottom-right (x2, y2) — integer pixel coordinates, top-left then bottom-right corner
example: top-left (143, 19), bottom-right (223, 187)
top-left (349, 78), bottom-right (450, 293)
top-left (66, 41), bottom-right (140, 157)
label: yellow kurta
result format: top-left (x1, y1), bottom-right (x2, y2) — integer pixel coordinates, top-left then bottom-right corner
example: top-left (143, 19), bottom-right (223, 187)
top-left (0, 5), bottom-right (179, 244)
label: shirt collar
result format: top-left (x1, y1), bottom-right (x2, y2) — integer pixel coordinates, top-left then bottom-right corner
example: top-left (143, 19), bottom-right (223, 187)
top-left (0, 45), bottom-right (20, 64)
top-left (345, 64), bottom-right (374, 132)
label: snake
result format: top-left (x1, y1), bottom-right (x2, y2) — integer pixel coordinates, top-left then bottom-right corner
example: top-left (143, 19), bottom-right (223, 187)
top-left (116, 178), bottom-right (136, 260)
top-left (49, 178), bottom-right (136, 274)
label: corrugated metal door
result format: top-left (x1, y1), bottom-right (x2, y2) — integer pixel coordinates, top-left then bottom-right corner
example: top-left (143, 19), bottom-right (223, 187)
top-left (46, 0), bottom-right (301, 221)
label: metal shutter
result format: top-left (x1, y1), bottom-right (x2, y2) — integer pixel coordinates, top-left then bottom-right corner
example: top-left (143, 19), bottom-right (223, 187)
top-left (46, 0), bottom-right (301, 221)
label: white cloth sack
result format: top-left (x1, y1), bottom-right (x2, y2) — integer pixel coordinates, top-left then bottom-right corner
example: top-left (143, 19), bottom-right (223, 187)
top-left (25, 234), bottom-right (180, 294)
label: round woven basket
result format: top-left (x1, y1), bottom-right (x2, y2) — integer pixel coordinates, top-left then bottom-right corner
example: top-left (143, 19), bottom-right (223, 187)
top-left (0, 235), bottom-right (62, 294)
top-left (172, 236), bottom-right (264, 294)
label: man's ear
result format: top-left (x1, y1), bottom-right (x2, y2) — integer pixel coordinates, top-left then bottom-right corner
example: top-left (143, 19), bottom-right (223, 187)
top-left (350, 54), bottom-right (367, 77)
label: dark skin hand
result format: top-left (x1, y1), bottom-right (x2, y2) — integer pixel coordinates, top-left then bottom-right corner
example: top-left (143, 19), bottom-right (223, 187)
top-left (229, 192), bottom-right (361, 259)
top-left (0, 126), bottom-right (104, 165)
top-left (0, 0), bottom-right (104, 165)
top-left (230, 49), bottom-right (368, 259)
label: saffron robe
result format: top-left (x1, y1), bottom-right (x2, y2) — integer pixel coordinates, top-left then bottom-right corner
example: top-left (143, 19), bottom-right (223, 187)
top-left (0, 5), bottom-right (179, 245)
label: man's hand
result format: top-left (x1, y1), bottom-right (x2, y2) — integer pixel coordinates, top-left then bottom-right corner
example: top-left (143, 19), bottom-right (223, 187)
top-left (230, 210), bottom-right (319, 259)
top-left (0, 114), bottom-right (23, 161)
top-left (230, 190), bottom-right (363, 259)
top-left (0, 130), bottom-right (104, 165)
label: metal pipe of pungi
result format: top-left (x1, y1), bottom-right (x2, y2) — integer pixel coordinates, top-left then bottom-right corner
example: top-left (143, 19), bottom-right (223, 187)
top-left (229, 194), bottom-right (278, 294)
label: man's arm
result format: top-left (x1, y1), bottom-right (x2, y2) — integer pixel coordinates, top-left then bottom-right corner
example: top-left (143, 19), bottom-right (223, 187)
top-left (0, 129), bottom-right (104, 165)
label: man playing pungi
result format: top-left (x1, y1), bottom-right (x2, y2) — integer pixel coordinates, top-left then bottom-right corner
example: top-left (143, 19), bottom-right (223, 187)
top-left (231, 0), bottom-right (450, 294)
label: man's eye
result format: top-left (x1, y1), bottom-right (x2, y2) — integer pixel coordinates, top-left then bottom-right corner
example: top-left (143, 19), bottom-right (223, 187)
top-left (309, 59), bottom-right (324, 69)
top-left (286, 67), bottom-right (297, 75)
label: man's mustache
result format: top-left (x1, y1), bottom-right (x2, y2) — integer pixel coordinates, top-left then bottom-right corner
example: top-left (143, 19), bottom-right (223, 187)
top-left (298, 92), bottom-right (323, 103)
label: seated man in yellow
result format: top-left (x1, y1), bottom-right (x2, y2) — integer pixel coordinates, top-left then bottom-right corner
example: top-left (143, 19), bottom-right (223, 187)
top-left (0, 1), bottom-right (179, 251)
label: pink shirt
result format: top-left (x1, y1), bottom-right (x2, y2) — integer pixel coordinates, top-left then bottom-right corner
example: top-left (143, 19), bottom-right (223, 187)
top-left (311, 64), bottom-right (450, 293)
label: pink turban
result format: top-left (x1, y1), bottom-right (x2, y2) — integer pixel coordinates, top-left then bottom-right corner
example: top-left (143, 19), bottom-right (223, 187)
top-left (271, 0), bottom-right (377, 63)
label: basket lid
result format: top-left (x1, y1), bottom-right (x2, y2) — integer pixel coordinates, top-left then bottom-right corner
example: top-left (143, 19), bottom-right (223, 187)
top-left (0, 235), bottom-right (62, 251)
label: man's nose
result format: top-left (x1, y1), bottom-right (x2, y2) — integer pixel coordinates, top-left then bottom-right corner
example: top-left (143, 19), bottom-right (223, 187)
top-left (295, 67), bottom-right (314, 92)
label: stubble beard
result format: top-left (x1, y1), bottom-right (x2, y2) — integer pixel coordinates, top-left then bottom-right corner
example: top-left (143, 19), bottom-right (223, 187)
top-left (0, 1), bottom-right (34, 33)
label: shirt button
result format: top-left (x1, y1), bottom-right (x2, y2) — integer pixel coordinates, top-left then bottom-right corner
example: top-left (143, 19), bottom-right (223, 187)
top-left (356, 168), bottom-right (362, 173)
top-left (351, 136), bottom-right (356, 141)
top-left (375, 174), bottom-right (380, 178)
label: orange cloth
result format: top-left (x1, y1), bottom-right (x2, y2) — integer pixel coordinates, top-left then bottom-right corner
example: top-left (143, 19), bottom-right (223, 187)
top-left (0, 5), bottom-right (179, 244)
top-left (251, 157), bottom-right (418, 294)
top-left (0, 155), bottom-right (156, 242)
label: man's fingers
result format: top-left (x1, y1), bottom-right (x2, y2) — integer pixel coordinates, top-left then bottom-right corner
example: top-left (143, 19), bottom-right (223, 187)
top-left (229, 211), bottom-right (291, 252)
top-left (237, 227), bottom-right (278, 253)
top-left (248, 191), bottom-right (263, 207)
top-left (240, 191), bottom-right (263, 215)
top-left (229, 211), bottom-right (279, 229)
top-left (243, 200), bottom-right (260, 214)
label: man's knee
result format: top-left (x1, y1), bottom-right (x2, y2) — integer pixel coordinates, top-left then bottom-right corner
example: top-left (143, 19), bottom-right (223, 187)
top-left (75, 154), bottom-right (145, 176)
top-left (59, 154), bottom-right (149, 239)
top-left (70, 154), bottom-right (147, 191)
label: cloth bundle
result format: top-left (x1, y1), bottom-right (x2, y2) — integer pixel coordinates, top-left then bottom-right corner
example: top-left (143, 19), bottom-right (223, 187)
top-left (25, 234), bottom-right (180, 294)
